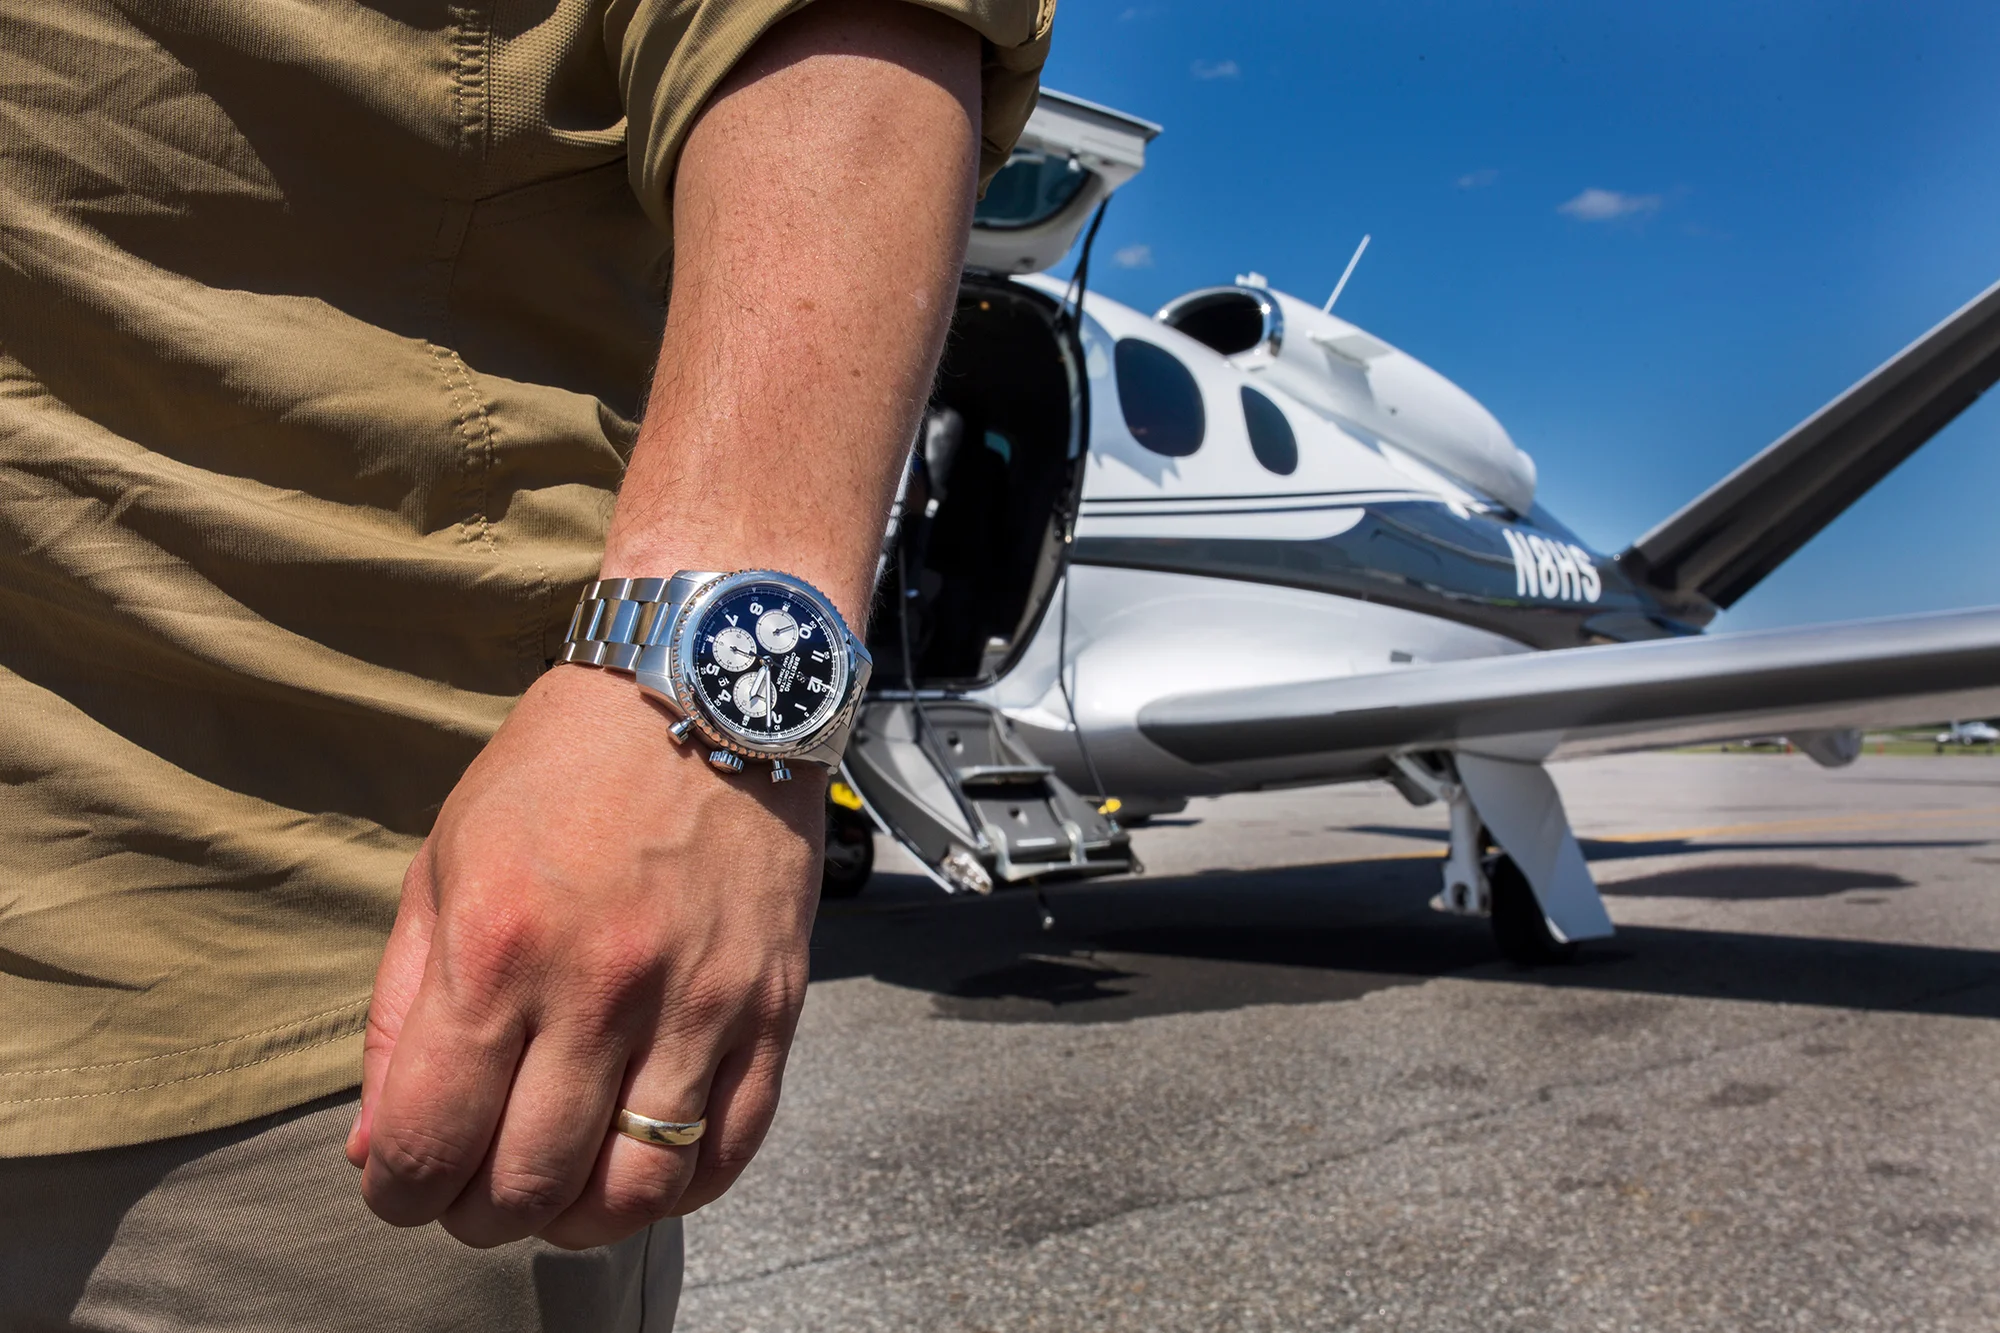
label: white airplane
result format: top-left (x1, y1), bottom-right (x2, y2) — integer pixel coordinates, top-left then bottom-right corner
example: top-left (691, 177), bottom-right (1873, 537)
top-left (1937, 720), bottom-right (2000, 747)
top-left (826, 90), bottom-right (2000, 964)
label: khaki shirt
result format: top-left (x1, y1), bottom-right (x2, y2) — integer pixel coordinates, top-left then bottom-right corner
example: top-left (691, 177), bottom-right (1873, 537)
top-left (0, 0), bottom-right (1047, 1156)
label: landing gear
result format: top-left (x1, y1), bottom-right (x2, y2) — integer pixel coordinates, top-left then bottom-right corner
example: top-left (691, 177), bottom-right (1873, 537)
top-left (1487, 853), bottom-right (1578, 967)
top-left (1390, 750), bottom-right (1610, 966)
top-left (821, 806), bottom-right (875, 900)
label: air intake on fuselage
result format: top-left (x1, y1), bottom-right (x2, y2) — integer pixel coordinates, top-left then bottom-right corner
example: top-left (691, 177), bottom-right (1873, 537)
top-left (1159, 287), bottom-right (1281, 358)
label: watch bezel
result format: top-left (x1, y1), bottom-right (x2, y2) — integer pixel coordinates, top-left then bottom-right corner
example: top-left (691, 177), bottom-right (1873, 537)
top-left (668, 569), bottom-right (859, 759)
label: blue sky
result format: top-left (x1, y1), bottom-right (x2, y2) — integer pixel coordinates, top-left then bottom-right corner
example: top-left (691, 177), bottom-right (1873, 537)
top-left (1038, 2), bottom-right (2000, 629)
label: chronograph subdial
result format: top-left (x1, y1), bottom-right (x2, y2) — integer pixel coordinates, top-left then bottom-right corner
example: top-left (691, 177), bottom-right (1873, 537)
top-left (710, 625), bottom-right (757, 672)
top-left (731, 664), bottom-right (777, 721)
top-left (755, 607), bottom-right (800, 654)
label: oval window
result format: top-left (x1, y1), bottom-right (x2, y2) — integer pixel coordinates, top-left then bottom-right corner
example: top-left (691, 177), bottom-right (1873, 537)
top-left (1114, 339), bottom-right (1205, 457)
top-left (1240, 386), bottom-right (1298, 475)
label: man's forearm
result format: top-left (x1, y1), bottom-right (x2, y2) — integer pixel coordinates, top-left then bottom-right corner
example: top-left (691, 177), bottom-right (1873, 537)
top-left (351, 1), bottom-right (985, 1247)
top-left (603, 0), bottom-right (981, 621)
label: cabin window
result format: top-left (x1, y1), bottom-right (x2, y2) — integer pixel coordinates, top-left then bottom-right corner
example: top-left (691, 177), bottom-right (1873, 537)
top-left (974, 151), bottom-right (1093, 230)
top-left (1240, 387), bottom-right (1297, 475)
top-left (1114, 339), bottom-right (1205, 457)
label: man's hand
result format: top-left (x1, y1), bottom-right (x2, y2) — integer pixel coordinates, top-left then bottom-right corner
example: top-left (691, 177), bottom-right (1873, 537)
top-left (344, 0), bottom-right (981, 1247)
top-left (346, 666), bottom-right (818, 1246)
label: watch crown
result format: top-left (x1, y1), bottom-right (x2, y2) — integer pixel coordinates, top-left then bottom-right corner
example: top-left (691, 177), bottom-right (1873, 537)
top-left (707, 750), bottom-right (745, 774)
top-left (770, 761), bottom-right (792, 783)
top-left (669, 718), bottom-right (696, 745)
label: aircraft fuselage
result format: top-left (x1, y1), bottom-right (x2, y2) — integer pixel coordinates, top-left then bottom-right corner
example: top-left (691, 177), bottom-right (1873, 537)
top-left (965, 273), bottom-right (1696, 802)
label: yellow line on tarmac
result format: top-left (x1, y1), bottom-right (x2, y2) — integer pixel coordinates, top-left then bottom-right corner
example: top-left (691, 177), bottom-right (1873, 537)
top-left (1584, 804), bottom-right (2000, 846)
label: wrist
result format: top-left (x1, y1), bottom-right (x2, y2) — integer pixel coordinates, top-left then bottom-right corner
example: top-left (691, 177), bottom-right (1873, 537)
top-left (530, 654), bottom-right (678, 736)
top-left (526, 665), bottom-right (826, 822)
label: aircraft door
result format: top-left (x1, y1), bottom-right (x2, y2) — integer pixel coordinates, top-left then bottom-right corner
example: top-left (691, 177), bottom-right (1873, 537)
top-left (964, 91), bottom-right (1159, 275)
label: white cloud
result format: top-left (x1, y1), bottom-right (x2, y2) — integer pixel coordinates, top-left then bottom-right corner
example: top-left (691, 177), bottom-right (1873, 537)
top-left (1112, 243), bottom-right (1154, 269)
top-left (1191, 59), bottom-right (1240, 80)
top-left (1457, 168), bottom-right (1499, 190)
top-left (1558, 187), bottom-right (1662, 221)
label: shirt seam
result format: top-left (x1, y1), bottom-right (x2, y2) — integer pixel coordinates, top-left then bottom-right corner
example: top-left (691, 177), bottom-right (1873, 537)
top-left (425, 342), bottom-right (499, 553)
top-left (0, 1023), bottom-right (363, 1106)
top-left (445, 2), bottom-right (491, 167)
top-left (0, 997), bottom-right (369, 1080)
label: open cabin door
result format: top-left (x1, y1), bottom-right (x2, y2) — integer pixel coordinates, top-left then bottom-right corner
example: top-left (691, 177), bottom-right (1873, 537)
top-left (836, 276), bottom-right (1139, 896)
top-left (963, 90), bottom-right (1160, 276)
top-left (830, 91), bottom-right (1158, 898)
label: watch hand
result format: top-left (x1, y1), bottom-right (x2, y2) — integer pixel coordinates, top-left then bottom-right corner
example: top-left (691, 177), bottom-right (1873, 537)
top-left (745, 661), bottom-right (777, 725)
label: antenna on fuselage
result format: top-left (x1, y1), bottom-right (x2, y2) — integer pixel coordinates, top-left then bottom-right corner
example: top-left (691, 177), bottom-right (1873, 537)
top-left (1323, 233), bottom-right (1372, 313)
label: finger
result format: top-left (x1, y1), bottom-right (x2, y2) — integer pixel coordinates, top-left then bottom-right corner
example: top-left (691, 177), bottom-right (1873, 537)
top-left (437, 1019), bottom-right (630, 1248)
top-left (536, 1038), bottom-right (718, 1250)
top-left (671, 1035), bottom-right (790, 1216)
top-left (347, 848), bottom-right (440, 1168)
top-left (359, 910), bottom-right (532, 1227)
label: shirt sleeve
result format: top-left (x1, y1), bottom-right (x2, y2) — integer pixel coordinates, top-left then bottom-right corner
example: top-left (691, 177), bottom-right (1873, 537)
top-left (604, 0), bottom-right (1052, 232)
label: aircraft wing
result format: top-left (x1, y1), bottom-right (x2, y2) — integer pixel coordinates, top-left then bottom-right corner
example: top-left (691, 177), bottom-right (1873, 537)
top-left (1137, 607), bottom-right (2000, 781)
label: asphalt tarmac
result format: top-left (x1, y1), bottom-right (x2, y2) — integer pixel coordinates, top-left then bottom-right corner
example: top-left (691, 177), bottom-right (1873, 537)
top-left (679, 752), bottom-right (2000, 1332)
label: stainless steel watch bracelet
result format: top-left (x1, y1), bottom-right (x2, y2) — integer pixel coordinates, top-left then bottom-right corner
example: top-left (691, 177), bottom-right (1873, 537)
top-left (557, 577), bottom-right (680, 673)
top-left (556, 572), bottom-right (749, 773)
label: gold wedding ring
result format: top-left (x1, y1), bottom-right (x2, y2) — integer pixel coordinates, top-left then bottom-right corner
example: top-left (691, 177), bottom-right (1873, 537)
top-left (613, 1108), bottom-right (707, 1148)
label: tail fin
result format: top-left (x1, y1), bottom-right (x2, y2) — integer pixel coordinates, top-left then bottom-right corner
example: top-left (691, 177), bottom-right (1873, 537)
top-left (1619, 276), bottom-right (2000, 623)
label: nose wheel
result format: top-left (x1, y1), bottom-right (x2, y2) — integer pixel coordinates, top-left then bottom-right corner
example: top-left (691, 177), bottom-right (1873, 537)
top-left (1488, 853), bottom-right (1578, 967)
top-left (821, 805), bottom-right (875, 900)
top-left (1393, 751), bottom-right (1597, 967)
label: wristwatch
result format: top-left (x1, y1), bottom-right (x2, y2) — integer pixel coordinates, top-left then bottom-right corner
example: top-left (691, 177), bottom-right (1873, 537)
top-left (557, 570), bottom-right (871, 782)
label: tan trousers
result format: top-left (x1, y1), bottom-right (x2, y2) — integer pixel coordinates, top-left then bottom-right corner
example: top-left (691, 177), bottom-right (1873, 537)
top-left (0, 1093), bottom-right (681, 1332)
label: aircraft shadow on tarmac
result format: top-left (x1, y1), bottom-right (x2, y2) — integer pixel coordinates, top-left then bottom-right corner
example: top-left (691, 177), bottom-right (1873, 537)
top-left (810, 852), bottom-right (2000, 1027)
top-left (1595, 863), bottom-right (1911, 900)
top-left (1346, 823), bottom-right (1988, 864)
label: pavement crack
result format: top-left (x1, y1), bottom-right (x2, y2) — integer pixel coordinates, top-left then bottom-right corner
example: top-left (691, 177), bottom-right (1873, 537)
top-left (686, 1232), bottom-right (918, 1292)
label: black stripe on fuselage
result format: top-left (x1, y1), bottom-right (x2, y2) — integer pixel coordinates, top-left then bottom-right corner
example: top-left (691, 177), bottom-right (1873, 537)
top-left (1070, 501), bottom-right (1698, 650)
